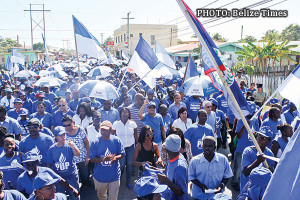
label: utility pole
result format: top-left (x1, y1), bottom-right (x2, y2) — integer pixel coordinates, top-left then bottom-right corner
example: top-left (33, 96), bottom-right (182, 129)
top-left (62, 39), bottom-right (70, 54)
top-left (241, 25), bottom-right (243, 41)
top-left (24, 4), bottom-right (50, 50)
top-left (100, 33), bottom-right (104, 46)
top-left (122, 12), bottom-right (134, 56)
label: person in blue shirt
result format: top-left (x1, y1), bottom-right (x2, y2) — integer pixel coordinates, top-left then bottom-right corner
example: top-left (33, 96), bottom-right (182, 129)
top-left (55, 83), bottom-right (67, 98)
top-left (139, 100), bottom-right (166, 152)
top-left (18, 118), bottom-right (54, 166)
top-left (247, 83), bottom-right (257, 93)
top-left (168, 93), bottom-right (186, 121)
top-left (283, 102), bottom-right (298, 124)
top-left (32, 92), bottom-right (52, 114)
top-left (7, 98), bottom-right (28, 120)
top-left (25, 86), bottom-right (36, 101)
top-left (0, 170), bottom-right (27, 200)
top-left (99, 100), bottom-right (119, 124)
top-left (146, 89), bottom-right (160, 112)
top-left (211, 98), bottom-right (226, 150)
top-left (19, 91), bottom-right (33, 115)
top-left (43, 85), bottom-right (57, 104)
top-left (68, 91), bottom-right (80, 112)
top-left (216, 93), bottom-right (229, 115)
top-left (18, 110), bottom-right (30, 138)
top-left (240, 130), bottom-right (275, 191)
top-left (183, 96), bottom-right (202, 122)
top-left (89, 120), bottom-right (125, 200)
top-left (239, 80), bottom-right (247, 98)
top-left (188, 136), bottom-right (233, 200)
top-left (48, 127), bottom-right (80, 200)
top-left (51, 98), bottom-right (75, 132)
top-left (126, 80), bottom-right (137, 101)
top-left (159, 104), bottom-right (173, 135)
top-left (0, 105), bottom-right (22, 141)
top-left (134, 176), bottom-right (168, 200)
top-left (261, 107), bottom-right (282, 140)
top-left (117, 96), bottom-right (131, 112)
top-left (162, 87), bottom-right (175, 107)
top-left (184, 110), bottom-right (215, 156)
top-left (157, 135), bottom-right (189, 200)
top-left (90, 97), bottom-right (101, 110)
top-left (30, 102), bottom-right (52, 129)
top-left (271, 123), bottom-right (293, 158)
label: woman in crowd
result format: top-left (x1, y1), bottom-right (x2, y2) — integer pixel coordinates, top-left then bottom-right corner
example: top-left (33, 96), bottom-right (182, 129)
top-left (62, 115), bottom-right (90, 190)
top-left (172, 107), bottom-right (193, 133)
top-left (271, 123), bottom-right (293, 158)
top-left (133, 125), bottom-right (162, 176)
top-left (0, 171), bottom-right (26, 200)
top-left (73, 102), bottom-right (93, 129)
top-left (112, 107), bottom-right (138, 189)
top-left (160, 127), bottom-right (192, 165)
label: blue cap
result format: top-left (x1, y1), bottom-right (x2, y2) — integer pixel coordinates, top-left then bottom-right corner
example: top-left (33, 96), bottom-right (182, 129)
top-left (147, 101), bottom-right (156, 108)
top-left (22, 147), bottom-right (42, 163)
top-left (121, 85), bottom-right (128, 91)
top-left (33, 172), bottom-right (60, 191)
top-left (134, 176), bottom-right (168, 197)
top-left (82, 97), bottom-right (91, 102)
top-left (270, 98), bottom-right (279, 104)
top-left (290, 102), bottom-right (296, 108)
top-left (19, 109), bottom-right (28, 116)
top-left (257, 126), bottom-right (273, 138)
top-left (247, 101), bottom-right (256, 115)
top-left (210, 98), bottom-right (218, 107)
top-left (5, 88), bottom-right (12, 93)
top-left (14, 98), bottom-right (23, 103)
top-left (147, 89), bottom-right (154, 95)
top-left (249, 167), bottom-right (272, 186)
top-left (53, 126), bottom-right (66, 136)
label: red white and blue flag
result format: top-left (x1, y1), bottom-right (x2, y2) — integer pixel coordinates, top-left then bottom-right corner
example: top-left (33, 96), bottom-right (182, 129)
top-left (177, 0), bottom-right (250, 119)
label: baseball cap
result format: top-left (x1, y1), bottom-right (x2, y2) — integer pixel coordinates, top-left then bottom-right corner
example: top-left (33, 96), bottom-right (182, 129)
top-left (257, 126), bottom-right (272, 138)
top-left (100, 121), bottom-right (112, 130)
top-left (33, 172), bottom-right (60, 191)
top-left (27, 118), bottom-right (40, 126)
top-left (134, 176), bottom-right (168, 197)
top-left (147, 89), bottom-right (154, 95)
top-left (14, 98), bottom-right (23, 103)
top-left (19, 109), bottom-right (28, 116)
top-left (35, 92), bottom-right (45, 98)
top-left (5, 88), bottom-right (12, 93)
top-left (22, 148), bottom-right (42, 163)
top-left (210, 98), bottom-right (218, 107)
top-left (270, 98), bottom-right (279, 104)
top-left (147, 102), bottom-right (156, 108)
top-left (53, 126), bottom-right (66, 136)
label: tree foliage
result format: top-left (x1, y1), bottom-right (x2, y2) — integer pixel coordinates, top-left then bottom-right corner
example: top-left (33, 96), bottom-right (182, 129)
top-left (212, 33), bottom-right (227, 42)
top-left (33, 42), bottom-right (44, 51)
top-left (0, 37), bottom-right (20, 53)
top-left (281, 24), bottom-right (300, 41)
top-left (238, 35), bottom-right (257, 43)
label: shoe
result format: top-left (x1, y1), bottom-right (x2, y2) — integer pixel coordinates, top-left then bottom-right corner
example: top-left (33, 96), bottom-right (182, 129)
top-left (126, 183), bottom-right (133, 189)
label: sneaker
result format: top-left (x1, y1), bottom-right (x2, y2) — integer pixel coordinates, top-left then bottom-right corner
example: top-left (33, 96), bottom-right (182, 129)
top-left (126, 183), bottom-right (133, 189)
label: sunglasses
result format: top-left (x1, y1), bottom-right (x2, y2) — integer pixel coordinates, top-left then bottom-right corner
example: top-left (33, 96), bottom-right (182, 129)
top-left (148, 106), bottom-right (156, 109)
top-left (206, 106), bottom-right (212, 108)
top-left (63, 124), bottom-right (72, 127)
top-left (58, 104), bottom-right (66, 107)
top-left (93, 117), bottom-right (101, 120)
top-left (145, 133), bottom-right (154, 137)
top-left (28, 125), bottom-right (39, 129)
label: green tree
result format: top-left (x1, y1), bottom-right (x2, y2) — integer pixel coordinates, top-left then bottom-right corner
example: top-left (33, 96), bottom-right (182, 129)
top-left (261, 29), bottom-right (281, 42)
top-left (177, 39), bottom-right (183, 44)
top-left (212, 33), bottom-right (227, 42)
top-left (238, 35), bottom-right (257, 43)
top-left (0, 37), bottom-right (20, 53)
top-left (33, 42), bottom-right (44, 51)
top-left (281, 24), bottom-right (300, 41)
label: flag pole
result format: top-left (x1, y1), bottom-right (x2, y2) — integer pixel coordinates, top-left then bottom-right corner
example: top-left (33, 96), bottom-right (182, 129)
top-left (178, 0), bottom-right (268, 168)
top-left (72, 15), bottom-right (81, 78)
top-left (182, 53), bottom-right (191, 83)
top-left (118, 65), bottom-right (129, 91)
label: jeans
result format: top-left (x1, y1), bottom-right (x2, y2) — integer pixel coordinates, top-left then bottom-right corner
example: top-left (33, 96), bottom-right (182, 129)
top-left (76, 161), bottom-right (89, 186)
top-left (232, 151), bottom-right (242, 185)
top-left (56, 175), bottom-right (80, 200)
top-left (120, 145), bottom-right (134, 183)
top-left (93, 178), bottom-right (120, 200)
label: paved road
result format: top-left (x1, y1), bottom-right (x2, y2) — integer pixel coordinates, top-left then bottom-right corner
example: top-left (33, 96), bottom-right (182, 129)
top-left (80, 145), bottom-right (239, 200)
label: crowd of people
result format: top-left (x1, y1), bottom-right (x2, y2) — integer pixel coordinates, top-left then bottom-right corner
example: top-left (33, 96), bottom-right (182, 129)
top-left (0, 61), bottom-right (297, 200)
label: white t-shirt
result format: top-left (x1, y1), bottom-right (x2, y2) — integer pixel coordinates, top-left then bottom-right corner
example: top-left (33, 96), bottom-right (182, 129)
top-left (172, 118), bottom-right (193, 133)
top-left (73, 114), bottom-right (92, 129)
top-left (112, 120), bottom-right (137, 148)
top-left (86, 124), bottom-right (101, 145)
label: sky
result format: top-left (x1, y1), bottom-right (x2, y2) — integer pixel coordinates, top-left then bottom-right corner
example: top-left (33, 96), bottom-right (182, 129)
top-left (0, 0), bottom-right (299, 50)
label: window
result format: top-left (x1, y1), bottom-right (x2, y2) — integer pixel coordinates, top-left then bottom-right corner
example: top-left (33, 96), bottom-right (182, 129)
top-left (130, 34), bottom-right (133, 37)
top-left (151, 35), bottom-right (155, 45)
top-left (139, 33), bottom-right (142, 38)
top-left (121, 35), bottom-right (122, 42)
top-left (124, 34), bottom-right (126, 41)
top-left (116, 37), bottom-right (118, 43)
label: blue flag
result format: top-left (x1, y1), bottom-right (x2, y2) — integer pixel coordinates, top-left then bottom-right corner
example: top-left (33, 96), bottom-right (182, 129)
top-left (6, 56), bottom-right (12, 70)
top-left (184, 55), bottom-right (199, 82)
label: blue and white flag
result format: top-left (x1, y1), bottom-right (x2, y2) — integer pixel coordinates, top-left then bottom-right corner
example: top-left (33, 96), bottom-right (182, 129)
top-left (177, 0), bottom-right (250, 119)
top-left (122, 51), bottom-right (130, 62)
top-left (6, 56), bottom-right (12, 71)
top-left (107, 51), bottom-right (120, 65)
top-left (11, 49), bottom-right (25, 65)
top-left (183, 55), bottom-right (199, 82)
top-left (278, 64), bottom-right (300, 111)
top-left (42, 34), bottom-right (50, 63)
top-left (73, 16), bottom-right (106, 60)
top-left (128, 36), bottom-right (159, 83)
top-left (263, 126), bottom-right (300, 200)
top-left (155, 41), bottom-right (176, 69)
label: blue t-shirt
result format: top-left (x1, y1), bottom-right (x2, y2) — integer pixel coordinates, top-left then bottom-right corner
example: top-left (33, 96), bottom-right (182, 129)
top-left (3, 190), bottom-right (27, 200)
top-left (17, 166), bottom-right (61, 198)
top-left (22, 98), bottom-right (33, 115)
top-left (8, 108), bottom-right (29, 120)
top-left (18, 133), bottom-right (54, 166)
top-left (184, 124), bottom-right (214, 156)
top-left (162, 113), bottom-right (173, 135)
top-left (100, 108), bottom-right (120, 124)
top-left (215, 109), bottom-right (225, 138)
top-left (165, 154), bottom-right (189, 200)
top-left (283, 110), bottom-right (298, 124)
top-left (30, 112), bottom-right (52, 129)
top-left (69, 100), bottom-right (80, 112)
top-left (236, 117), bottom-right (260, 154)
top-left (0, 117), bottom-right (23, 136)
top-left (48, 143), bottom-right (78, 179)
top-left (216, 95), bottom-right (228, 115)
top-left (89, 135), bottom-right (125, 183)
top-left (184, 97), bottom-right (201, 122)
top-left (28, 193), bottom-right (67, 200)
top-left (168, 102), bottom-right (187, 121)
top-left (261, 118), bottom-right (282, 139)
top-left (44, 92), bottom-right (57, 104)
top-left (0, 152), bottom-right (24, 189)
top-left (51, 109), bottom-right (75, 127)
top-left (240, 146), bottom-right (274, 191)
top-left (142, 113), bottom-right (164, 143)
top-left (32, 100), bottom-right (52, 114)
